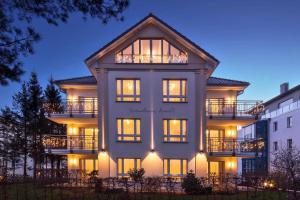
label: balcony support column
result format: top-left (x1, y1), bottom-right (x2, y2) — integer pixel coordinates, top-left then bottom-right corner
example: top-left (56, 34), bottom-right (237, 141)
top-left (195, 68), bottom-right (208, 177)
top-left (97, 67), bottom-right (110, 178)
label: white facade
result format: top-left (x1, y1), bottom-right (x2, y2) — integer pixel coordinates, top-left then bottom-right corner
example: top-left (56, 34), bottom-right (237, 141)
top-left (45, 14), bottom-right (259, 178)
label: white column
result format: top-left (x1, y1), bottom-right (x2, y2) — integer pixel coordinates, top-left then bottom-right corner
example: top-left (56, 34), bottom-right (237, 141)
top-left (96, 68), bottom-right (110, 177)
top-left (195, 69), bottom-right (208, 177)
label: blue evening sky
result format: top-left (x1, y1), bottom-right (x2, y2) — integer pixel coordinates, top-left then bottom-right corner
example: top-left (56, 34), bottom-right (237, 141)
top-left (1, 0), bottom-right (300, 108)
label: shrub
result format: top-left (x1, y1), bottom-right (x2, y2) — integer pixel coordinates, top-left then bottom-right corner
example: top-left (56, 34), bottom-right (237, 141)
top-left (181, 170), bottom-right (202, 194)
top-left (128, 168), bottom-right (145, 181)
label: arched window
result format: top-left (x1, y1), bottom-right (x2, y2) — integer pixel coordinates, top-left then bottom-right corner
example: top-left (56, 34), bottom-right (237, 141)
top-left (115, 39), bottom-right (188, 64)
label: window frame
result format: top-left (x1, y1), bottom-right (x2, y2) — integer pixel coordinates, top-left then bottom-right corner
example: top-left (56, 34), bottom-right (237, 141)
top-left (116, 118), bottom-right (141, 142)
top-left (117, 158), bottom-right (141, 177)
top-left (163, 119), bottom-right (187, 143)
top-left (163, 158), bottom-right (187, 177)
top-left (287, 116), bottom-right (292, 128)
top-left (273, 141), bottom-right (278, 151)
top-left (116, 79), bottom-right (141, 102)
top-left (287, 139), bottom-right (293, 149)
top-left (163, 79), bottom-right (187, 103)
top-left (115, 38), bottom-right (188, 64)
top-left (273, 121), bottom-right (278, 132)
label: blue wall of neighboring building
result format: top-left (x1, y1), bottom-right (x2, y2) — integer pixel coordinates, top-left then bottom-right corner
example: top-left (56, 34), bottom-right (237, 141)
top-left (242, 120), bottom-right (268, 175)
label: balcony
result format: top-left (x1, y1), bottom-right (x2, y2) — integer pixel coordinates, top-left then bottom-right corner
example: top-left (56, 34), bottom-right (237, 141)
top-left (206, 99), bottom-right (263, 119)
top-left (207, 137), bottom-right (265, 157)
top-left (115, 54), bottom-right (188, 64)
top-left (43, 135), bottom-right (98, 154)
top-left (44, 98), bottom-right (98, 118)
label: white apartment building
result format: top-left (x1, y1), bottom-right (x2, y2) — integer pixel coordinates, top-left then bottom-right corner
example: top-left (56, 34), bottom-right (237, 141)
top-left (44, 14), bottom-right (260, 178)
top-left (261, 83), bottom-right (300, 169)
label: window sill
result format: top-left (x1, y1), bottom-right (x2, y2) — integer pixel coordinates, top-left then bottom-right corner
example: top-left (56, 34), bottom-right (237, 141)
top-left (162, 101), bottom-right (188, 104)
top-left (116, 140), bottom-right (142, 143)
top-left (163, 141), bottom-right (188, 144)
top-left (115, 101), bottom-right (141, 103)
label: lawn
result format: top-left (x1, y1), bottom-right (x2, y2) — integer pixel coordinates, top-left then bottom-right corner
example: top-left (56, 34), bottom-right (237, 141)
top-left (0, 183), bottom-right (291, 200)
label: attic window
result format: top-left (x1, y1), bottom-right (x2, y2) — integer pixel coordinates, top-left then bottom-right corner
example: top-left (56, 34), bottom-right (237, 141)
top-left (115, 39), bottom-right (188, 64)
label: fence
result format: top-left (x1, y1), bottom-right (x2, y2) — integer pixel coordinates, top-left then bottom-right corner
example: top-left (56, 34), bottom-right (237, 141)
top-left (0, 170), bottom-right (299, 200)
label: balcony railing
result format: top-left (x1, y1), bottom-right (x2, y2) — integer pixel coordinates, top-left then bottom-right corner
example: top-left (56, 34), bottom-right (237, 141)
top-left (207, 137), bottom-right (265, 156)
top-left (115, 54), bottom-right (188, 64)
top-left (43, 135), bottom-right (98, 153)
top-left (44, 98), bottom-right (98, 116)
top-left (206, 99), bottom-right (263, 118)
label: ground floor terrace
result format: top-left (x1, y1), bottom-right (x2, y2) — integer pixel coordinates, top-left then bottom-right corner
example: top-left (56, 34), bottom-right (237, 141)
top-left (66, 152), bottom-right (241, 178)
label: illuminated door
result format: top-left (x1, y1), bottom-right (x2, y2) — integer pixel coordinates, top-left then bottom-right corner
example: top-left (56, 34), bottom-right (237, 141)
top-left (206, 98), bottom-right (224, 115)
top-left (80, 159), bottom-right (98, 173)
top-left (79, 97), bottom-right (97, 113)
top-left (206, 130), bottom-right (225, 152)
top-left (209, 161), bottom-right (224, 177)
top-left (79, 128), bottom-right (98, 150)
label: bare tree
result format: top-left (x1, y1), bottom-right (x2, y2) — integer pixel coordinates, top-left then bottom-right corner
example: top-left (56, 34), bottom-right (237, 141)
top-left (272, 145), bottom-right (300, 199)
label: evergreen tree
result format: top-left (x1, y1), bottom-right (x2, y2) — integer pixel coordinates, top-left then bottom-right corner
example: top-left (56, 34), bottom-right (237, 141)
top-left (27, 72), bottom-right (45, 179)
top-left (44, 77), bottom-right (63, 114)
top-left (0, 107), bottom-right (23, 175)
top-left (44, 77), bottom-right (66, 173)
top-left (12, 82), bottom-right (31, 177)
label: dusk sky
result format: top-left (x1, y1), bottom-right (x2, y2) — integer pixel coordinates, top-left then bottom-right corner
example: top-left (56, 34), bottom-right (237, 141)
top-left (1, 0), bottom-right (300, 108)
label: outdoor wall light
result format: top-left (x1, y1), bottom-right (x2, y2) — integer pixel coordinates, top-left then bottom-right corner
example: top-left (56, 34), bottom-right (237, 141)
top-left (99, 149), bottom-right (107, 156)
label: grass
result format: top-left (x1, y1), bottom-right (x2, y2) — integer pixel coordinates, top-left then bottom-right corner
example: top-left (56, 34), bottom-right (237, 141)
top-left (0, 183), bottom-right (292, 200)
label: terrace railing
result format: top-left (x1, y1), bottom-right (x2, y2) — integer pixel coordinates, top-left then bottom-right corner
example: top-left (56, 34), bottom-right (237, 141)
top-left (44, 98), bottom-right (98, 116)
top-left (206, 99), bottom-right (263, 118)
top-left (43, 135), bottom-right (98, 152)
top-left (207, 137), bottom-right (265, 156)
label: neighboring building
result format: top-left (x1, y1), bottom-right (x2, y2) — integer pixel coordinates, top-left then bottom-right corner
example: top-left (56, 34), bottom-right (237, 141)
top-left (44, 14), bottom-right (261, 177)
top-left (261, 83), bottom-right (300, 171)
top-left (237, 120), bottom-right (268, 176)
top-left (239, 82), bottom-right (300, 174)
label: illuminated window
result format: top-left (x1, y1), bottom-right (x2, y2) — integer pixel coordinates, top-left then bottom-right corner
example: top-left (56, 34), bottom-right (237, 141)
top-left (116, 79), bottom-right (140, 102)
top-left (80, 159), bottom-right (98, 173)
top-left (117, 158), bottom-right (141, 176)
top-left (78, 128), bottom-right (98, 150)
top-left (117, 118), bottom-right (141, 142)
top-left (115, 39), bottom-right (188, 64)
top-left (163, 159), bottom-right (187, 176)
top-left (163, 119), bottom-right (187, 142)
top-left (163, 79), bottom-right (187, 102)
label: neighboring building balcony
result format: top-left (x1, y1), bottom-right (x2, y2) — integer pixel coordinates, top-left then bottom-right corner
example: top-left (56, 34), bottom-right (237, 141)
top-left (206, 99), bottom-right (263, 119)
top-left (261, 99), bottom-right (300, 119)
top-left (207, 137), bottom-right (265, 157)
top-left (44, 98), bottom-right (98, 118)
top-left (43, 135), bottom-right (98, 155)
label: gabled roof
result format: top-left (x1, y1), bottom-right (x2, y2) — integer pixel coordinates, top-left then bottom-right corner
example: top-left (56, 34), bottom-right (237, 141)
top-left (207, 77), bottom-right (249, 86)
top-left (263, 84), bottom-right (300, 106)
top-left (54, 76), bottom-right (249, 87)
top-left (85, 13), bottom-right (219, 65)
top-left (54, 76), bottom-right (97, 85)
